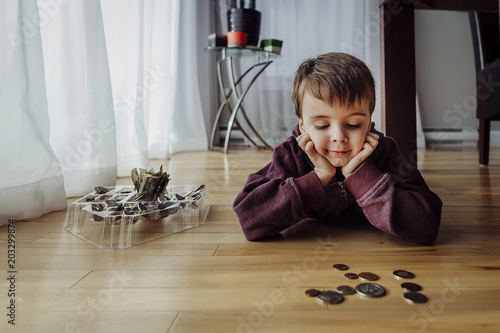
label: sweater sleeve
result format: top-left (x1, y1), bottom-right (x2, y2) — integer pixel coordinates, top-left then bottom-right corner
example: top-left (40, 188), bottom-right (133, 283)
top-left (233, 142), bottom-right (328, 241)
top-left (343, 137), bottom-right (442, 244)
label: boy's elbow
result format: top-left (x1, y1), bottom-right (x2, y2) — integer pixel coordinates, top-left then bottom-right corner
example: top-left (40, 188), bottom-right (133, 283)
top-left (414, 215), bottom-right (441, 245)
top-left (244, 233), bottom-right (261, 242)
top-left (240, 223), bottom-right (270, 241)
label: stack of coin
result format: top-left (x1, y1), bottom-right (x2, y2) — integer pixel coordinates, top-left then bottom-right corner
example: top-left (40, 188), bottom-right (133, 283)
top-left (393, 270), bottom-right (428, 304)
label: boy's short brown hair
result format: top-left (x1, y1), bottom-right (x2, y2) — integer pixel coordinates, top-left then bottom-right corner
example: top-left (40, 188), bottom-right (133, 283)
top-left (292, 52), bottom-right (376, 118)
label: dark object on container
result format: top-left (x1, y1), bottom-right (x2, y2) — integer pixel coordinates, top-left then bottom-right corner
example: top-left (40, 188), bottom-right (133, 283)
top-left (227, 8), bottom-right (261, 46)
top-left (260, 39), bottom-right (283, 54)
top-left (208, 33), bottom-right (227, 48)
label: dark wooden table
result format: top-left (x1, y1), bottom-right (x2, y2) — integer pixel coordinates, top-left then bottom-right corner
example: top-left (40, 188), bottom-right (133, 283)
top-left (379, 0), bottom-right (498, 164)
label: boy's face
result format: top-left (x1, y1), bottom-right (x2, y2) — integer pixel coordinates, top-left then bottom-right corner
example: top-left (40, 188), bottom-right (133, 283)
top-left (299, 91), bottom-right (372, 167)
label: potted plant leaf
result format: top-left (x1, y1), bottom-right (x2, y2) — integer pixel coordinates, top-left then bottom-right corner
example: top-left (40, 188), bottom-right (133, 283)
top-left (227, 0), bottom-right (261, 46)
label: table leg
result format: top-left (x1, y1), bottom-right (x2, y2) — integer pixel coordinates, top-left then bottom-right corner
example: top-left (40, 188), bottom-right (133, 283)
top-left (210, 58), bottom-right (258, 150)
top-left (224, 59), bottom-right (274, 153)
top-left (210, 55), bottom-right (274, 153)
top-left (380, 0), bottom-right (417, 165)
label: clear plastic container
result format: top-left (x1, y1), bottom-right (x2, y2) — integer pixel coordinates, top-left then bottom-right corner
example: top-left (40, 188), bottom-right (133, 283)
top-left (65, 185), bottom-right (210, 250)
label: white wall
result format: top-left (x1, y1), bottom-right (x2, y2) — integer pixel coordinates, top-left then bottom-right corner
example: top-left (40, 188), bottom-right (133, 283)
top-left (415, 10), bottom-right (500, 146)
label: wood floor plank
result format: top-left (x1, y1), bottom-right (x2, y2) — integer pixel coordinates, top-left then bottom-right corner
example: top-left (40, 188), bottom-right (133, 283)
top-left (170, 310), bottom-right (500, 333)
top-left (0, 147), bottom-right (499, 332)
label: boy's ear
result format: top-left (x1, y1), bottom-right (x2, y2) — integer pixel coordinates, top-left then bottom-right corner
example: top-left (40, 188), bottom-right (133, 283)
top-left (299, 118), bottom-right (306, 134)
top-left (366, 117), bottom-right (374, 134)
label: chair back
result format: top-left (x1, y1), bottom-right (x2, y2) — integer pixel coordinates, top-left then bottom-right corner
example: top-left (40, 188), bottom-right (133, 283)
top-left (469, 12), bottom-right (500, 72)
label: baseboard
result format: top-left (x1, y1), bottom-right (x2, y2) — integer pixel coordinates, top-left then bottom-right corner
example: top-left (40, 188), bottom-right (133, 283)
top-left (492, 130), bottom-right (500, 147)
top-left (217, 128), bottom-right (247, 146)
top-left (424, 128), bottom-right (500, 147)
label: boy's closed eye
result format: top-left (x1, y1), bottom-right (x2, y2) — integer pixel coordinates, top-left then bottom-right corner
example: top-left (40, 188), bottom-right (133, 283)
top-left (314, 124), bottom-right (363, 131)
top-left (314, 124), bottom-right (329, 130)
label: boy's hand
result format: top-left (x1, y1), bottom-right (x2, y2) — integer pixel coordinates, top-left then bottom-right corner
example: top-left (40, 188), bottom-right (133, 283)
top-left (341, 132), bottom-right (380, 178)
top-left (297, 133), bottom-right (336, 186)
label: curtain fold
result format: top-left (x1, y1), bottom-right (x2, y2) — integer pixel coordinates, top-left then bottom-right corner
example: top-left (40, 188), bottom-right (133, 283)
top-left (41, 0), bottom-right (117, 197)
top-left (0, 0), bottom-right (66, 226)
top-left (101, 0), bottom-right (209, 177)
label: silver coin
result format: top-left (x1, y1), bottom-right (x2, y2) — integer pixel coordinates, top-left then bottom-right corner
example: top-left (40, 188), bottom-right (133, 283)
top-left (337, 285), bottom-right (356, 295)
top-left (317, 290), bottom-right (345, 304)
top-left (359, 272), bottom-right (379, 281)
top-left (401, 282), bottom-right (422, 292)
top-left (404, 292), bottom-right (428, 304)
top-left (393, 270), bottom-right (415, 280)
top-left (355, 283), bottom-right (387, 297)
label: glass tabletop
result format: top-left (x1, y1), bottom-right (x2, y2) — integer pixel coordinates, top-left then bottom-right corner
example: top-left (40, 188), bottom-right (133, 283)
top-left (204, 46), bottom-right (281, 60)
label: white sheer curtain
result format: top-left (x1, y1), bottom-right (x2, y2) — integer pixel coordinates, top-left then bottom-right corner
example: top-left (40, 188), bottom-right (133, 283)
top-left (0, 0), bottom-right (67, 225)
top-left (41, 0), bottom-right (117, 197)
top-left (100, 0), bottom-right (209, 177)
top-left (0, 0), bottom-right (211, 225)
top-left (215, 0), bottom-right (427, 147)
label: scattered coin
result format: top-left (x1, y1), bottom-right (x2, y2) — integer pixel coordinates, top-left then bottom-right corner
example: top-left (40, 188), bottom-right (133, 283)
top-left (355, 283), bottom-right (387, 297)
top-left (333, 264), bottom-right (349, 271)
top-left (404, 292), bottom-right (428, 304)
top-left (305, 289), bottom-right (321, 297)
top-left (359, 272), bottom-right (379, 281)
top-left (393, 270), bottom-right (415, 280)
top-left (317, 290), bottom-right (345, 304)
top-left (401, 282), bottom-right (422, 292)
top-left (337, 285), bottom-right (356, 295)
top-left (94, 186), bottom-right (111, 194)
top-left (344, 273), bottom-right (359, 279)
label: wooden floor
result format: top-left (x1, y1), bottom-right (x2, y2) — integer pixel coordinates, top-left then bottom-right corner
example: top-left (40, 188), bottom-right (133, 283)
top-left (1, 146), bottom-right (499, 332)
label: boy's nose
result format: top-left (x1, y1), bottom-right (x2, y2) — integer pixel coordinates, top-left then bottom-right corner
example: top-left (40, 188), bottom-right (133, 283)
top-left (330, 128), bottom-right (348, 143)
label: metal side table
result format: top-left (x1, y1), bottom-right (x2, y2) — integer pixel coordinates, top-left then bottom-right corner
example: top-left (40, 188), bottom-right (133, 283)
top-left (205, 46), bottom-right (280, 153)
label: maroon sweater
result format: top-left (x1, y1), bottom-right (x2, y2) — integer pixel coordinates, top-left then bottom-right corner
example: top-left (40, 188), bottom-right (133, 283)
top-left (233, 124), bottom-right (442, 244)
